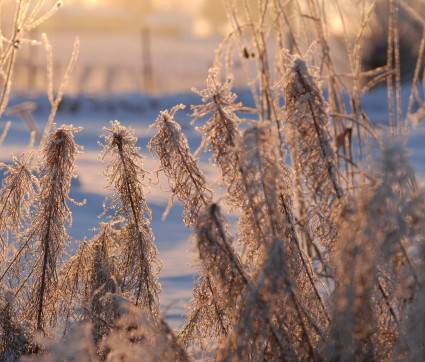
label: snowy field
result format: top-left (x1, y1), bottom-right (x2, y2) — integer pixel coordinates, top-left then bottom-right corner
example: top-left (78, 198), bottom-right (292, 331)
top-left (1, 83), bottom-right (425, 329)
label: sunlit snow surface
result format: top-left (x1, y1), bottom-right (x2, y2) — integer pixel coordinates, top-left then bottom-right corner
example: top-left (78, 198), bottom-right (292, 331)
top-left (1, 85), bottom-right (424, 328)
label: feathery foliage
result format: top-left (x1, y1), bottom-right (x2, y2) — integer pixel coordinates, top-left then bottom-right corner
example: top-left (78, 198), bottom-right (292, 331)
top-left (0, 153), bottom-right (37, 256)
top-left (24, 125), bottom-right (82, 334)
top-left (2, 0), bottom-right (425, 360)
top-left (148, 105), bottom-right (213, 226)
top-left (100, 120), bottom-right (161, 315)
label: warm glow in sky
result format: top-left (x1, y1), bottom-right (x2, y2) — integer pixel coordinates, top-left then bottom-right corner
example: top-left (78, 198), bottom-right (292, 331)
top-left (63, 0), bottom-right (216, 37)
top-left (81, 0), bottom-right (98, 7)
top-left (78, 0), bottom-right (203, 14)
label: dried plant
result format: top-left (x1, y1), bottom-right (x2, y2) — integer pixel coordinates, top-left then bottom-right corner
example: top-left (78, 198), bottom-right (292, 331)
top-left (0, 153), bottom-right (37, 255)
top-left (148, 104), bottom-right (213, 226)
top-left (191, 68), bottom-right (243, 203)
top-left (219, 237), bottom-right (307, 361)
top-left (102, 302), bottom-right (190, 362)
top-left (180, 203), bottom-right (248, 354)
top-left (283, 54), bottom-right (342, 257)
top-left (23, 125), bottom-right (82, 334)
top-left (87, 225), bottom-right (120, 346)
top-left (58, 223), bottom-right (120, 347)
top-left (328, 142), bottom-right (424, 361)
top-left (100, 120), bottom-right (161, 316)
top-left (1, 0), bottom-right (425, 361)
top-left (0, 0), bottom-right (63, 117)
top-left (0, 291), bottom-right (32, 361)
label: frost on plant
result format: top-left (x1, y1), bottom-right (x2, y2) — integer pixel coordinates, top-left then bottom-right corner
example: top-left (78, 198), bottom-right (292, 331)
top-left (23, 125), bottom-right (82, 333)
top-left (220, 238), bottom-right (306, 361)
top-left (283, 54), bottom-right (342, 249)
top-left (102, 302), bottom-right (189, 362)
top-left (235, 125), bottom-right (293, 264)
top-left (100, 120), bottom-right (161, 316)
top-left (0, 153), bottom-right (37, 256)
top-left (180, 203), bottom-right (248, 352)
top-left (0, 291), bottom-right (31, 360)
top-left (191, 68), bottom-right (243, 206)
top-left (329, 142), bottom-right (425, 361)
top-left (58, 222), bottom-right (120, 349)
top-left (148, 104), bottom-right (212, 226)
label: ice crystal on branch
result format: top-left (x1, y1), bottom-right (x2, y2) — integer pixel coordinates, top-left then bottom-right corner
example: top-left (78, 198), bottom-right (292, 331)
top-left (329, 142), bottom-right (425, 360)
top-left (58, 222), bottom-right (120, 349)
top-left (181, 203), bottom-right (248, 352)
top-left (24, 125), bottom-right (82, 333)
top-left (283, 56), bottom-right (342, 202)
top-left (148, 105), bottom-right (212, 226)
top-left (100, 120), bottom-right (161, 316)
top-left (191, 68), bottom-right (245, 212)
top-left (283, 55), bottom-right (342, 248)
top-left (0, 153), bottom-right (37, 254)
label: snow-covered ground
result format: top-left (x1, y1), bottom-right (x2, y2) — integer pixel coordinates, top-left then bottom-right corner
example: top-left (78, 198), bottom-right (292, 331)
top-left (1, 82), bottom-right (424, 328)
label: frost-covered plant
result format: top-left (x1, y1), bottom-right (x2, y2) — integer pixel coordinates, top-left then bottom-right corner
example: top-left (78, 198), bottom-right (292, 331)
top-left (102, 301), bottom-right (190, 362)
top-left (0, 0), bottom-right (63, 117)
top-left (58, 239), bottom-right (93, 332)
top-left (219, 237), bottom-right (313, 361)
top-left (58, 222), bottom-right (120, 349)
top-left (196, 203), bottom-right (247, 310)
top-left (23, 323), bottom-right (97, 362)
top-left (180, 203), bottom-right (248, 353)
top-left (3, 0), bottom-right (425, 360)
top-left (100, 120), bottom-right (161, 316)
top-left (329, 142), bottom-right (424, 361)
top-left (283, 54), bottom-right (342, 251)
top-left (191, 72), bottom-right (270, 263)
top-left (23, 125), bottom-right (82, 334)
top-left (87, 225), bottom-right (120, 345)
top-left (148, 105), bottom-right (213, 226)
top-left (191, 68), bottom-right (243, 204)
top-left (0, 291), bottom-right (31, 361)
top-left (0, 153), bottom-right (37, 255)
top-left (236, 125), bottom-right (285, 262)
top-left (149, 105), bottom-right (230, 355)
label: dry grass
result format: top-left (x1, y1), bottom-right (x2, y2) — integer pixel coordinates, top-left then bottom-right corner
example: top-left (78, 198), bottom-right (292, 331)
top-left (2, 0), bottom-right (425, 360)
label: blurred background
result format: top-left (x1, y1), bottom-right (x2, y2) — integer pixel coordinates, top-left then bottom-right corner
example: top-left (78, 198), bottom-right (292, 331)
top-left (2, 0), bottom-right (424, 96)
top-left (0, 0), bottom-right (243, 95)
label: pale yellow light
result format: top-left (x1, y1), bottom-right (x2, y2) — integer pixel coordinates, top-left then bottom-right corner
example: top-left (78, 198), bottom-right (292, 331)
top-left (330, 16), bottom-right (344, 36)
top-left (82, 0), bottom-right (99, 7)
top-left (193, 18), bottom-right (212, 38)
top-left (155, 0), bottom-right (174, 9)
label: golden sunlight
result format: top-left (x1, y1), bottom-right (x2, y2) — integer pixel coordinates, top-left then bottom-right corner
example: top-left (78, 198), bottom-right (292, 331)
top-left (81, 0), bottom-right (99, 6)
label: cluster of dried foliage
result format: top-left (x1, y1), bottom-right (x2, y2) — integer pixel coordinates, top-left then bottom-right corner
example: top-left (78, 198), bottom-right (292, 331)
top-left (2, 0), bottom-right (425, 361)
